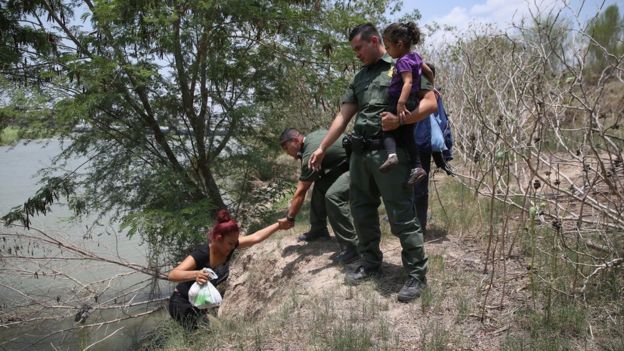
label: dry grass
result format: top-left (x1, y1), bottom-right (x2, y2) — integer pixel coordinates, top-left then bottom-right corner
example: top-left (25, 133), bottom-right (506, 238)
top-left (150, 171), bottom-right (622, 351)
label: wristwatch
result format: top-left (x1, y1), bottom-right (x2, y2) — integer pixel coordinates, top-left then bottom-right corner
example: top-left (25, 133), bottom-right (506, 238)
top-left (286, 215), bottom-right (295, 222)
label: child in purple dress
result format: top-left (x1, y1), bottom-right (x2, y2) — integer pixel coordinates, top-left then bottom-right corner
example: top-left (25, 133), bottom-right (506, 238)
top-left (379, 22), bottom-right (434, 186)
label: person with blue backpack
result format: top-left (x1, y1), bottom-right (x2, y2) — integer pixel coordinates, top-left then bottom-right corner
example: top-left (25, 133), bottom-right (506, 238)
top-left (412, 63), bottom-right (453, 233)
top-left (377, 22), bottom-right (435, 187)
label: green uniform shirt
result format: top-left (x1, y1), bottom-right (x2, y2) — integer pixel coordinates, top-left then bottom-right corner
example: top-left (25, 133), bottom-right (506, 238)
top-left (300, 130), bottom-right (347, 182)
top-left (342, 53), bottom-right (434, 138)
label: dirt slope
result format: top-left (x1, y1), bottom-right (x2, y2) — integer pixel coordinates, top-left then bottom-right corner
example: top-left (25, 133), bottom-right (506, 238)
top-left (216, 225), bottom-right (531, 350)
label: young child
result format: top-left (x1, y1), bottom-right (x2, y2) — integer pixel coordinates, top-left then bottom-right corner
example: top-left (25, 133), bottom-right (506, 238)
top-left (379, 22), bottom-right (435, 186)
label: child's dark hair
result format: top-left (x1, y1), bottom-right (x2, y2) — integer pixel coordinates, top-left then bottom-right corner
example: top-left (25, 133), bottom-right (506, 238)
top-left (383, 22), bottom-right (421, 47)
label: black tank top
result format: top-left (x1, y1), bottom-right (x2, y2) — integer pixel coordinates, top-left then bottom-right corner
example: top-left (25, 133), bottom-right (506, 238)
top-left (175, 242), bottom-right (237, 299)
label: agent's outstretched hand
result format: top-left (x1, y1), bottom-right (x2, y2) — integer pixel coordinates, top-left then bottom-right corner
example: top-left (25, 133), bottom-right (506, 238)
top-left (277, 218), bottom-right (294, 230)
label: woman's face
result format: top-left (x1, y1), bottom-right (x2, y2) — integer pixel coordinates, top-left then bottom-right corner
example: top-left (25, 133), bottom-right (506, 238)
top-left (215, 231), bottom-right (240, 255)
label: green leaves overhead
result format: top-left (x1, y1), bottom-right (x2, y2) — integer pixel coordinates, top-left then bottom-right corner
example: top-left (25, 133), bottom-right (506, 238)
top-left (2, 0), bottom-right (406, 254)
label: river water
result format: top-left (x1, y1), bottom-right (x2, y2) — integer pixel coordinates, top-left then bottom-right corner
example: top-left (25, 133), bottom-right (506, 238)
top-left (0, 140), bottom-right (170, 350)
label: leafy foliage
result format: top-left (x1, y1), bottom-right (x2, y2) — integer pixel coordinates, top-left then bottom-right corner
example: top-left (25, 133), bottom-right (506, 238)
top-left (1, 1), bottom-right (411, 259)
top-left (0, 0), bottom-right (57, 78)
top-left (2, 176), bottom-right (78, 228)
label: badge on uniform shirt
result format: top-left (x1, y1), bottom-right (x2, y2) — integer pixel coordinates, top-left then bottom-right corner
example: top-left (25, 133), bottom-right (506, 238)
top-left (387, 66), bottom-right (394, 77)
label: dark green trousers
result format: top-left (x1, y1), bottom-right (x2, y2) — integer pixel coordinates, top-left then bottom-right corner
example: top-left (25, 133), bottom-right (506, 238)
top-left (310, 171), bottom-right (358, 250)
top-left (349, 148), bottom-right (428, 281)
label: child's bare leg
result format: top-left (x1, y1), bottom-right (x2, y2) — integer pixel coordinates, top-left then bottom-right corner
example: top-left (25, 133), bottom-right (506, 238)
top-left (379, 133), bottom-right (399, 172)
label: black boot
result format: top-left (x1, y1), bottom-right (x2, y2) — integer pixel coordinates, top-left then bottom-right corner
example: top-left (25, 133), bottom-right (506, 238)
top-left (334, 246), bottom-right (360, 264)
top-left (397, 277), bottom-right (427, 302)
top-left (345, 265), bottom-right (380, 285)
top-left (297, 229), bottom-right (330, 242)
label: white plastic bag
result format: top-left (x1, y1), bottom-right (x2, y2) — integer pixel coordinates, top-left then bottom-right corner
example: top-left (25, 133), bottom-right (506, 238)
top-left (188, 268), bottom-right (223, 309)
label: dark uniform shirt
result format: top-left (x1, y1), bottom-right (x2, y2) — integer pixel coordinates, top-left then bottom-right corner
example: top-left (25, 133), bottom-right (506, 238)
top-left (342, 53), bottom-right (434, 138)
top-left (299, 129), bottom-right (348, 182)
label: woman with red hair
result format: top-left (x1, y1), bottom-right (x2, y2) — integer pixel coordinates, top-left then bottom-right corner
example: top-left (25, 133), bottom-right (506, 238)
top-left (168, 209), bottom-right (289, 329)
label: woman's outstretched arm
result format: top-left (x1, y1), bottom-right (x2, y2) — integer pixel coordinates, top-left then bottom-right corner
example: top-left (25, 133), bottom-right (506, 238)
top-left (238, 221), bottom-right (288, 249)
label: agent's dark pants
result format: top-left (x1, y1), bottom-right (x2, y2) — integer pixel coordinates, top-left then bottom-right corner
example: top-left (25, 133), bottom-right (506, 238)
top-left (349, 147), bottom-right (427, 281)
top-left (310, 171), bottom-right (358, 251)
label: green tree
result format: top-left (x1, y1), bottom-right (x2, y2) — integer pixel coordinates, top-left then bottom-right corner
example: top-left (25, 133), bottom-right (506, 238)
top-left (1, 0), bottom-right (410, 261)
top-left (586, 4), bottom-right (623, 77)
top-left (0, 1), bottom-right (56, 76)
top-left (1, 1), bottom-right (56, 135)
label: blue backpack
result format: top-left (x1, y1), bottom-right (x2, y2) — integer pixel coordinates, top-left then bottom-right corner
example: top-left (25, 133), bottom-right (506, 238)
top-left (413, 93), bottom-right (454, 173)
top-left (435, 94), bottom-right (453, 161)
top-left (414, 94), bottom-right (453, 157)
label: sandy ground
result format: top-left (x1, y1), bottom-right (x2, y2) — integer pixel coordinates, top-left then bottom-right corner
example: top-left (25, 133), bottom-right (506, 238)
top-left (216, 222), bottom-right (532, 350)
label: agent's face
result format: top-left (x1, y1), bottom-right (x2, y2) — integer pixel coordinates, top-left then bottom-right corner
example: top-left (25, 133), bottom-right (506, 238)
top-left (281, 138), bottom-right (301, 160)
top-left (350, 34), bottom-right (381, 66)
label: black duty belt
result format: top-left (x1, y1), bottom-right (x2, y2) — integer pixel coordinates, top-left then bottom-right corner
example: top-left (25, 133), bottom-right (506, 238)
top-left (321, 159), bottom-right (349, 179)
top-left (346, 134), bottom-right (384, 153)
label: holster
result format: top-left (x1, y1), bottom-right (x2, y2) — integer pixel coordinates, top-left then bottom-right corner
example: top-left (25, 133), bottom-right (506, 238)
top-left (342, 135), bottom-right (352, 160)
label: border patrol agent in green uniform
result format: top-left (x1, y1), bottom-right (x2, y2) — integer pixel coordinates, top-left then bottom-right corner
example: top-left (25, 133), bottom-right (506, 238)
top-left (279, 128), bottom-right (359, 264)
top-left (309, 23), bottom-right (439, 302)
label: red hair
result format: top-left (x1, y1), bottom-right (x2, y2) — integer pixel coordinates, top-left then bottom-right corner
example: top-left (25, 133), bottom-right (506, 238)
top-left (208, 209), bottom-right (239, 241)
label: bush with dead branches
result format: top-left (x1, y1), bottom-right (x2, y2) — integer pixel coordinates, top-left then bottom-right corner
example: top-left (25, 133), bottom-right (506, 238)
top-left (428, 2), bottom-right (622, 345)
top-left (0, 222), bottom-right (168, 349)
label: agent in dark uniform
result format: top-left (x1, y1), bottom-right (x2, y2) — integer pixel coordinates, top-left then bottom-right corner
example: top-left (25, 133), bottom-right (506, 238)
top-left (278, 128), bottom-right (359, 264)
top-left (309, 23), bottom-right (438, 302)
